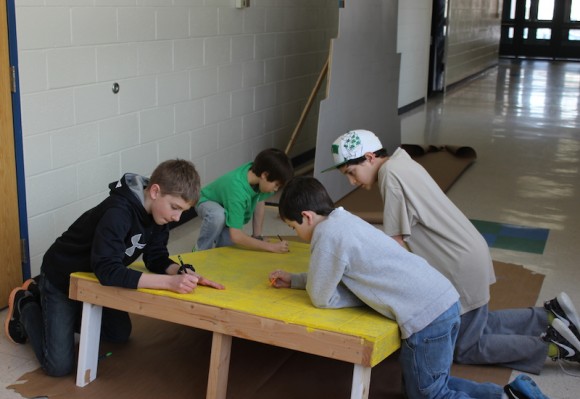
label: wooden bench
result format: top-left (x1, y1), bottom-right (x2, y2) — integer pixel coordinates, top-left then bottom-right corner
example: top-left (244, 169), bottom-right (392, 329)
top-left (69, 242), bottom-right (400, 399)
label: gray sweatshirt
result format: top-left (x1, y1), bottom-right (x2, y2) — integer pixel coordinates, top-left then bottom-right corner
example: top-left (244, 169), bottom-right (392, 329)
top-left (291, 207), bottom-right (459, 339)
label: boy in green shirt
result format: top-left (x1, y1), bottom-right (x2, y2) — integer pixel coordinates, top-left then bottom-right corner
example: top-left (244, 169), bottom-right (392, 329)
top-left (194, 148), bottom-right (293, 253)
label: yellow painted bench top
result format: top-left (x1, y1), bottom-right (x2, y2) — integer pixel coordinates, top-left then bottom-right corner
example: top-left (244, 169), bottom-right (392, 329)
top-left (72, 241), bottom-right (400, 366)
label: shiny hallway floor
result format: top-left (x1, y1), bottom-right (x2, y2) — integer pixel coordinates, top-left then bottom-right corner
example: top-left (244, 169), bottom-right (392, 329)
top-left (401, 59), bottom-right (580, 398)
top-left (1, 59), bottom-right (580, 398)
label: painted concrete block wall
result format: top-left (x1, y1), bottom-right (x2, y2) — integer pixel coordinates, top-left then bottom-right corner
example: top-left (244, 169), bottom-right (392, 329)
top-left (16, 0), bottom-right (338, 276)
top-left (445, 0), bottom-right (502, 86)
top-left (397, 0), bottom-right (432, 109)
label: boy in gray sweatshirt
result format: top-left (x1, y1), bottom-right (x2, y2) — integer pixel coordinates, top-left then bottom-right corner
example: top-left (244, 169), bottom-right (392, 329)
top-left (269, 176), bottom-right (548, 399)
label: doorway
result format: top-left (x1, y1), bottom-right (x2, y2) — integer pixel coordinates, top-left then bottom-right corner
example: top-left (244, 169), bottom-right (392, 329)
top-left (428, 0), bottom-right (449, 95)
top-left (500, 0), bottom-right (580, 59)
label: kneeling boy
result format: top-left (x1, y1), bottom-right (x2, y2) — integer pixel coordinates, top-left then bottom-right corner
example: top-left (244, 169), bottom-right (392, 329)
top-left (269, 176), bottom-right (548, 399)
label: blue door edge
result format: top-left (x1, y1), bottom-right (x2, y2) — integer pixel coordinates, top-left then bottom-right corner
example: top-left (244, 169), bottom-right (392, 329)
top-left (7, 0), bottom-right (31, 280)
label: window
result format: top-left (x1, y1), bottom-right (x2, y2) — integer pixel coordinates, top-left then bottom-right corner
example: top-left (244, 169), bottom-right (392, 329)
top-left (536, 28), bottom-right (552, 39)
top-left (572, 0), bottom-right (580, 21)
top-left (510, 0), bottom-right (517, 19)
top-left (569, 29), bottom-right (580, 40)
top-left (525, 0), bottom-right (532, 19)
top-left (537, 0), bottom-right (555, 20)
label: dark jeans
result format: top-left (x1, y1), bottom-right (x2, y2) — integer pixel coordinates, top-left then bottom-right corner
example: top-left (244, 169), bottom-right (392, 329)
top-left (20, 274), bottom-right (132, 377)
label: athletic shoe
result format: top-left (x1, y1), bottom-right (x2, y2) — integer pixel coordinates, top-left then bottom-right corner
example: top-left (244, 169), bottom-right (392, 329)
top-left (542, 318), bottom-right (580, 362)
top-left (22, 276), bottom-right (41, 302)
top-left (544, 292), bottom-right (580, 338)
top-left (504, 374), bottom-right (549, 399)
top-left (4, 288), bottom-right (33, 344)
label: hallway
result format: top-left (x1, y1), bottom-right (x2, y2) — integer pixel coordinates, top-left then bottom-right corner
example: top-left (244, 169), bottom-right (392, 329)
top-left (401, 59), bottom-right (580, 398)
top-left (2, 59), bottom-right (580, 398)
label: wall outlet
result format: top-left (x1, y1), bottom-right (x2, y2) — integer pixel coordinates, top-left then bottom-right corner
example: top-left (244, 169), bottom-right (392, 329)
top-left (235, 0), bottom-right (249, 8)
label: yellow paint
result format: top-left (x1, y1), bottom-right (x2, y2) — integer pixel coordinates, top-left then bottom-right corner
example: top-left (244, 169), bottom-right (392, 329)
top-left (73, 241), bottom-right (400, 366)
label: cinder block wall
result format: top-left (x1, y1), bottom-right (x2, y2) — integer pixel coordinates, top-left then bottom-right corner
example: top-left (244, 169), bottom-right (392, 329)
top-left (15, 0), bottom-right (502, 276)
top-left (445, 0), bottom-right (502, 86)
top-left (17, 0), bottom-right (338, 276)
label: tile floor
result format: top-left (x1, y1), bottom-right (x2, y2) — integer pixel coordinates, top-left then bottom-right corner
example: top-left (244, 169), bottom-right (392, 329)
top-left (2, 58), bottom-right (580, 398)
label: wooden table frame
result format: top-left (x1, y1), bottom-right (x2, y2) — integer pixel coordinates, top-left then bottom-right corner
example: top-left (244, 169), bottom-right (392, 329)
top-left (70, 275), bottom-right (396, 399)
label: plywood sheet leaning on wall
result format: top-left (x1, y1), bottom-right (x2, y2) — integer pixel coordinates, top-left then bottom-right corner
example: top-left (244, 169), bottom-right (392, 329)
top-left (314, 0), bottom-right (402, 202)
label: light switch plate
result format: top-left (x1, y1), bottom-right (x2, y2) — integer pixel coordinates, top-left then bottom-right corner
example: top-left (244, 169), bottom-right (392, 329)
top-left (235, 0), bottom-right (249, 8)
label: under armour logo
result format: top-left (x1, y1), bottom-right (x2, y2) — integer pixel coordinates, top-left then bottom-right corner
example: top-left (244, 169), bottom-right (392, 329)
top-left (125, 234), bottom-right (146, 257)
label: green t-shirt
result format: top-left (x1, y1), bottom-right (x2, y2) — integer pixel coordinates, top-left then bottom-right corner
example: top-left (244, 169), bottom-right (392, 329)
top-left (198, 162), bottom-right (273, 229)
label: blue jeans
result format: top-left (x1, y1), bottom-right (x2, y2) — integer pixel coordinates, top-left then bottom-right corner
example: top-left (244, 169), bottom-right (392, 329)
top-left (195, 201), bottom-right (233, 250)
top-left (20, 274), bottom-right (132, 377)
top-left (399, 302), bottom-right (504, 399)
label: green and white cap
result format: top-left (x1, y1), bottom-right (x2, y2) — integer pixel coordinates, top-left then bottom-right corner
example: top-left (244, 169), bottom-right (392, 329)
top-left (321, 129), bottom-right (383, 172)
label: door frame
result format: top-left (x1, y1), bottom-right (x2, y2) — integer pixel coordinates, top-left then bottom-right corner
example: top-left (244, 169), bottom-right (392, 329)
top-left (500, 0), bottom-right (580, 59)
top-left (428, 0), bottom-right (449, 95)
top-left (4, 0), bottom-right (30, 280)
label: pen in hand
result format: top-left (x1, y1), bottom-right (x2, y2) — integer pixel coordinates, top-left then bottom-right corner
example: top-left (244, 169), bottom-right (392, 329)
top-left (177, 255), bottom-right (195, 274)
top-left (277, 235), bottom-right (289, 252)
top-left (178, 254), bottom-right (185, 270)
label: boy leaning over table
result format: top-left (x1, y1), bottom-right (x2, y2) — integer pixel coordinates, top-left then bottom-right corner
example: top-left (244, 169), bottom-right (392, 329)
top-left (268, 176), bottom-right (549, 399)
top-left (5, 159), bottom-right (224, 377)
top-left (323, 129), bottom-right (580, 374)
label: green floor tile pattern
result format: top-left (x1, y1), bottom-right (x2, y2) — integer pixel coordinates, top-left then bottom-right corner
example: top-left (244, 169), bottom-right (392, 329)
top-left (470, 219), bottom-right (550, 254)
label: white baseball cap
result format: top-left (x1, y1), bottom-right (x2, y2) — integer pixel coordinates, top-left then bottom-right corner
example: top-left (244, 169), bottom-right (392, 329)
top-left (321, 129), bottom-right (383, 172)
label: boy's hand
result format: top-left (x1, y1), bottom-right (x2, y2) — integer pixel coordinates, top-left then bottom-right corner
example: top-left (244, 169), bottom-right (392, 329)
top-left (177, 267), bottom-right (226, 290)
top-left (169, 274), bottom-right (200, 294)
top-left (168, 273), bottom-right (225, 292)
top-left (269, 240), bottom-right (289, 254)
top-left (139, 270), bottom-right (223, 293)
top-left (196, 275), bottom-right (225, 290)
top-left (268, 270), bottom-right (291, 288)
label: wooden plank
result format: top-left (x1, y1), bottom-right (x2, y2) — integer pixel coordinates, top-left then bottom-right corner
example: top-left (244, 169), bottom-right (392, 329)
top-left (351, 364), bottom-right (371, 399)
top-left (76, 301), bottom-right (103, 387)
top-left (285, 58), bottom-right (329, 155)
top-left (207, 332), bottom-right (232, 399)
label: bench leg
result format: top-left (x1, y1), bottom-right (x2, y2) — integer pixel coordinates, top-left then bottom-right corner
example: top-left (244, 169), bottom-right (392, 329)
top-left (351, 364), bottom-right (371, 399)
top-left (76, 302), bottom-right (103, 387)
top-left (206, 332), bottom-right (232, 399)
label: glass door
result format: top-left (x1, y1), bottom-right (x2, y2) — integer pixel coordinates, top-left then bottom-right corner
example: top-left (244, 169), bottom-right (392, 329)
top-left (500, 0), bottom-right (580, 59)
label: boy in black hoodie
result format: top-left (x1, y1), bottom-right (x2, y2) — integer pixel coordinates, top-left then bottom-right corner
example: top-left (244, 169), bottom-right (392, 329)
top-left (4, 159), bottom-right (223, 377)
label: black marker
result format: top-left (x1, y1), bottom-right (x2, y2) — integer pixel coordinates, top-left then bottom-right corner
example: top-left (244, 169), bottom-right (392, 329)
top-left (178, 254), bottom-right (195, 274)
top-left (278, 235), bottom-right (289, 252)
top-left (178, 255), bottom-right (186, 274)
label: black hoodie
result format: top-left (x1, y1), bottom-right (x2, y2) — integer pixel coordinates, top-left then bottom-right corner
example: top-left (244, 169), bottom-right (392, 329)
top-left (42, 173), bottom-right (174, 295)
